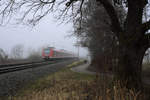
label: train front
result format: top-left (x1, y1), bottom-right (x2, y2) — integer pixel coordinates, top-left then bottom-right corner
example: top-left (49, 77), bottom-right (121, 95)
top-left (42, 47), bottom-right (53, 60)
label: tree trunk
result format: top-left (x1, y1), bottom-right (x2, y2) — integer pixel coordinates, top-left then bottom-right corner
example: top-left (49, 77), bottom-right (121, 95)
top-left (114, 43), bottom-right (146, 90)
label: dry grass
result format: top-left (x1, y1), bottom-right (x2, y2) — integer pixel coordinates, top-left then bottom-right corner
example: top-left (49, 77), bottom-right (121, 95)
top-left (67, 60), bottom-right (85, 68)
top-left (143, 63), bottom-right (150, 77)
top-left (8, 61), bottom-right (149, 100)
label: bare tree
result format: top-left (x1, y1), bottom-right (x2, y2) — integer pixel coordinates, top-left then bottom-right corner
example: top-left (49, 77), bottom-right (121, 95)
top-left (74, 2), bottom-right (116, 71)
top-left (27, 47), bottom-right (42, 61)
top-left (0, 48), bottom-right (8, 63)
top-left (74, 0), bottom-right (150, 90)
top-left (11, 44), bottom-right (24, 59)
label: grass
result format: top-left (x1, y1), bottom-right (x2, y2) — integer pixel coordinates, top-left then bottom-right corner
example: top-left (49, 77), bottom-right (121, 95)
top-left (143, 63), bottom-right (150, 70)
top-left (67, 60), bottom-right (86, 68)
top-left (142, 63), bottom-right (150, 78)
top-left (10, 60), bottom-right (95, 99)
top-left (6, 61), bottom-right (149, 100)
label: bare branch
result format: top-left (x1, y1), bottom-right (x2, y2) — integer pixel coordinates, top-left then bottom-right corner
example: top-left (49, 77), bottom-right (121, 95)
top-left (39, 0), bottom-right (56, 4)
top-left (66, 0), bottom-right (78, 7)
top-left (142, 33), bottom-right (150, 49)
top-left (142, 20), bottom-right (150, 33)
top-left (0, 0), bottom-right (87, 26)
top-left (96, 0), bottom-right (122, 38)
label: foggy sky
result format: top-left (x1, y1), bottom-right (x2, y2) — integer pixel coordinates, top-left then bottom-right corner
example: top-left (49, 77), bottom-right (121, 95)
top-left (0, 15), bottom-right (88, 57)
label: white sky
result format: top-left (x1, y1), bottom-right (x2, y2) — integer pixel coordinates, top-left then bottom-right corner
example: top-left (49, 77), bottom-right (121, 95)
top-left (0, 14), bottom-right (88, 57)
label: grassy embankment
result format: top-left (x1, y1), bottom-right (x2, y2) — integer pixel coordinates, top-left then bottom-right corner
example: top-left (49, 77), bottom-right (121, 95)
top-left (9, 60), bottom-right (147, 100)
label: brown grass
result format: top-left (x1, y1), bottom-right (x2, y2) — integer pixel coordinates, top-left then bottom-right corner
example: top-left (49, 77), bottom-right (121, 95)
top-left (8, 62), bottom-right (149, 100)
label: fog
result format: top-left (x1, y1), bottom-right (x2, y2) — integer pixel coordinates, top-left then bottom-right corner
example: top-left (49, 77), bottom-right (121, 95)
top-left (0, 15), bottom-right (88, 58)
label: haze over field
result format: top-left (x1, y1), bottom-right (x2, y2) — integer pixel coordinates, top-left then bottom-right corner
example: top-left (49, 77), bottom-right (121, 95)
top-left (0, 15), bottom-right (88, 57)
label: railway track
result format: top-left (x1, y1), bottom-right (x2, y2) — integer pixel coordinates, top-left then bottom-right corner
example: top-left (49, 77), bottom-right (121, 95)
top-left (0, 58), bottom-right (72, 75)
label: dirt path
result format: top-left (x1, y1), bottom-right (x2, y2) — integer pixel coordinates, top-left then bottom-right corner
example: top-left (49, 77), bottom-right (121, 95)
top-left (71, 64), bottom-right (96, 75)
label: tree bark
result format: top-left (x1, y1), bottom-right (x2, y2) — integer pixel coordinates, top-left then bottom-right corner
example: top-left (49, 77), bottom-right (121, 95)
top-left (114, 42), bottom-right (146, 90)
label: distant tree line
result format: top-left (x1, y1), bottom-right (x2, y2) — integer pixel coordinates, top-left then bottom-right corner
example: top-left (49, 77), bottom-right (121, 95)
top-left (0, 44), bottom-right (42, 64)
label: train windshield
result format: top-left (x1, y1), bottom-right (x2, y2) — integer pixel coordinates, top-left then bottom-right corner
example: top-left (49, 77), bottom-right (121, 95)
top-left (44, 49), bottom-right (51, 54)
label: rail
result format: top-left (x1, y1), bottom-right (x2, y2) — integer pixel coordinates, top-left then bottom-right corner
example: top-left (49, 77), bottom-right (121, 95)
top-left (0, 58), bottom-right (76, 75)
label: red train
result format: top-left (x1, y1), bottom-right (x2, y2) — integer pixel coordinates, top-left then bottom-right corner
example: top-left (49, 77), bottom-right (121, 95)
top-left (42, 47), bottom-right (75, 60)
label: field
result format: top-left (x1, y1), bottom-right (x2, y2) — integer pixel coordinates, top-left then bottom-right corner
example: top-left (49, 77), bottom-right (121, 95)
top-left (6, 61), bottom-right (149, 100)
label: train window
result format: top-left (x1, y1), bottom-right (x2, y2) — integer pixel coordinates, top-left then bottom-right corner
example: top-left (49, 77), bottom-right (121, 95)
top-left (44, 49), bottom-right (50, 54)
top-left (53, 51), bottom-right (57, 57)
